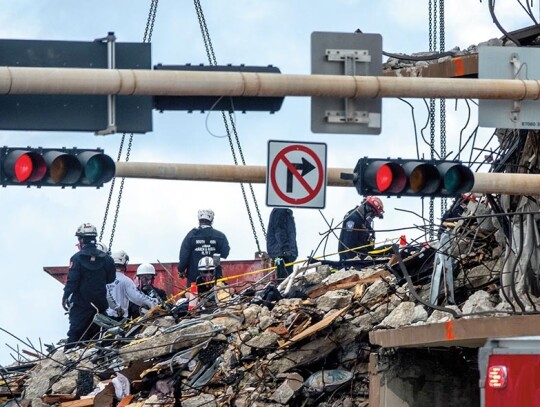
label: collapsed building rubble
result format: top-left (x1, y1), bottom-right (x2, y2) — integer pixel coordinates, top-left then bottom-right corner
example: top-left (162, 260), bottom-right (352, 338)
top-left (5, 35), bottom-right (540, 406)
top-left (1, 198), bottom-right (515, 406)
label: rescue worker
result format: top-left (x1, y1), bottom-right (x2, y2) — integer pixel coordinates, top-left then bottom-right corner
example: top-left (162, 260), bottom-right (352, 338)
top-left (196, 256), bottom-right (218, 296)
top-left (136, 263), bottom-right (167, 303)
top-left (62, 223), bottom-right (116, 349)
top-left (438, 193), bottom-right (477, 239)
top-left (338, 196), bottom-right (384, 261)
top-left (106, 251), bottom-right (159, 319)
top-left (266, 208), bottom-right (298, 277)
top-left (194, 256), bottom-right (232, 308)
top-left (178, 209), bottom-right (230, 286)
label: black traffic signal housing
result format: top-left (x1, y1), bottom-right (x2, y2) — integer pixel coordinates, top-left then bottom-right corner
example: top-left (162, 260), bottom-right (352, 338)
top-left (0, 147), bottom-right (115, 188)
top-left (352, 157), bottom-right (474, 197)
top-left (153, 64), bottom-right (284, 113)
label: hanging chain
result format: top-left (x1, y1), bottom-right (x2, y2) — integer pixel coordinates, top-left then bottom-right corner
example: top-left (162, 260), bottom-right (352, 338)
top-left (439, 0), bottom-right (447, 214)
top-left (194, 1), bottom-right (217, 65)
top-left (439, 0), bottom-right (445, 53)
top-left (193, 0), bottom-right (266, 252)
top-left (99, 136), bottom-right (125, 242)
top-left (428, 0), bottom-right (438, 240)
top-left (100, 0), bottom-right (159, 250)
top-left (143, 0), bottom-right (159, 43)
top-left (229, 115), bottom-right (267, 238)
top-left (108, 137), bottom-right (133, 250)
top-left (429, 98), bottom-right (436, 240)
top-left (428, 0), bottom-right (433, 52)
top-left (222, 111), bottom-right (264, 252)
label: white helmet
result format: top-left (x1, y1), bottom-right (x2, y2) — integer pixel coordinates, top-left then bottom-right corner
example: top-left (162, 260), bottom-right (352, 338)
top-left (112, 250), bottom-right (129, 266)
top-left (198, 209), bottom-right (214, 223)
top-left (96, 241), bottom-right (109, 254)
top-left (198, 256), bottom-right (215, 271)
top-left (75, 223), bottom-right (98, 237)
top-left (136, 263), bottom-right (156, 276)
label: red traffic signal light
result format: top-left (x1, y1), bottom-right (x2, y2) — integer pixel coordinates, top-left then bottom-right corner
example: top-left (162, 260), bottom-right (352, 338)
top-left (353, 158), bottom-right (474, 197)
top-left (1, 147), bottom-right (115, 188)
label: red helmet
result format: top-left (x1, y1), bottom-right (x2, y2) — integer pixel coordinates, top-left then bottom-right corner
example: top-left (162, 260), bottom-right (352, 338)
top-left (365, 196), bottom-right (384, 218)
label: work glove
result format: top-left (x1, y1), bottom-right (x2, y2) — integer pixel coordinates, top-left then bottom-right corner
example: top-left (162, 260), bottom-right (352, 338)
top-left (114, 307), bottom-right (124, 318)
top-left (62, 297), bottom-right (71, 312)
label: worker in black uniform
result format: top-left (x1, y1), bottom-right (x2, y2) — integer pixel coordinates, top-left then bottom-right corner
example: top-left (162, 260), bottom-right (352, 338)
top-left (437, 193), bottom-right (477, 239)
top-left (62, 223), bottom-right (116, 349)
top-left (338, 196), bottom-right (384, 261)
top-left (128, 263), bottom-right (167, 318)
top-left (266, 208), bottom-right (298, 278)
top-left (135, 263), bottom-right (167, 302)
top-left (178, 209), bottom-right (230, 286)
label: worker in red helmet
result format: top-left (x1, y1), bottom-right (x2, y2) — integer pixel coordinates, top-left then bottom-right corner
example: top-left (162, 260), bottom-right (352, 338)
top-left (338, 196), bottom-right (384, 261)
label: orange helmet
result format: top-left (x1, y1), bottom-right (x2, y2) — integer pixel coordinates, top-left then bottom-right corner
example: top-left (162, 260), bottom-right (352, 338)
top-left (365, 196), bottom-right (384, 218)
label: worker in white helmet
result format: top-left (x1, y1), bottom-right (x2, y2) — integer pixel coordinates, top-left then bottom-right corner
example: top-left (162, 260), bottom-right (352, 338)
top-left (105, 251), bottom-right (159, 319)
top-left (194, 256), bottom-right (232, 307)
top-left (62, 223), bottom-right (116, 349)
top-left (196, 256), bottom-right (218, 295)
top-left (178, 209), bottom-right (230, 286)
top-left (135, 263), bottom-right (167, 303)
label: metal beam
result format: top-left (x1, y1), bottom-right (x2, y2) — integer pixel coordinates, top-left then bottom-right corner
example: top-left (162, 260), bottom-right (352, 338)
top-left (1, 66), bottom-right (539, 100)
top-left (383, 54), bottom-right (478, 78)
top-left (369, 314), bottom-right (540, 348)
top-left (115, 162), bottom-right (540, 195)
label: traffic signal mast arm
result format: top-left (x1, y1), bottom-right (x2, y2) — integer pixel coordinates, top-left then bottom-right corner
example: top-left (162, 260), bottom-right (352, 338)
top-left (115, 162), bottom-right (540, 196)
top-left (0, 66), bottom-right (538, 100)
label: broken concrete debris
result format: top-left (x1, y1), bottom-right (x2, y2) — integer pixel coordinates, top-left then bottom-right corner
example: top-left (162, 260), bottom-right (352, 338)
top-left (1, 198), bottom-right (507, 407)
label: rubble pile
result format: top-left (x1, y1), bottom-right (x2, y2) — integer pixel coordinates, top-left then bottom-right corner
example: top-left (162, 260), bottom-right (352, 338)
top-left (0, 200), bottom-right (510, 407)
top-left (382, 38), bottom-right (504, 73)
top-left (2, 263), bottom-right (389, 407)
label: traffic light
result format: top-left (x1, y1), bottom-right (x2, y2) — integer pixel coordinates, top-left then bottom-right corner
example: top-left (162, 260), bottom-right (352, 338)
top-left (0, 147), bottom-right (115, 188)
top-left (153, 64), bottom-right (284, 113)
top-left (352, 158), bottom-right (474, 197)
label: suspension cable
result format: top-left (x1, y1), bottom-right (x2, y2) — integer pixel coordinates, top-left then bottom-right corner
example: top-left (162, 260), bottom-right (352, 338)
top-left (193, 0), bottom-right (266, 253)
top-left (100, 0), bottom-right (159, 250)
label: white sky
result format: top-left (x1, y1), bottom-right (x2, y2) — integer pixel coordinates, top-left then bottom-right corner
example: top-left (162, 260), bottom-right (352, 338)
top-left (0, 0), bottom-right (532, 364)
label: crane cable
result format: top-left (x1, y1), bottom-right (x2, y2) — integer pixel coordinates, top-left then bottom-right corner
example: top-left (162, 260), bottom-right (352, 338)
top-left (99, 0), bottom-right (160, 250)
top-left (193, 0), bottom-right (267, 254)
